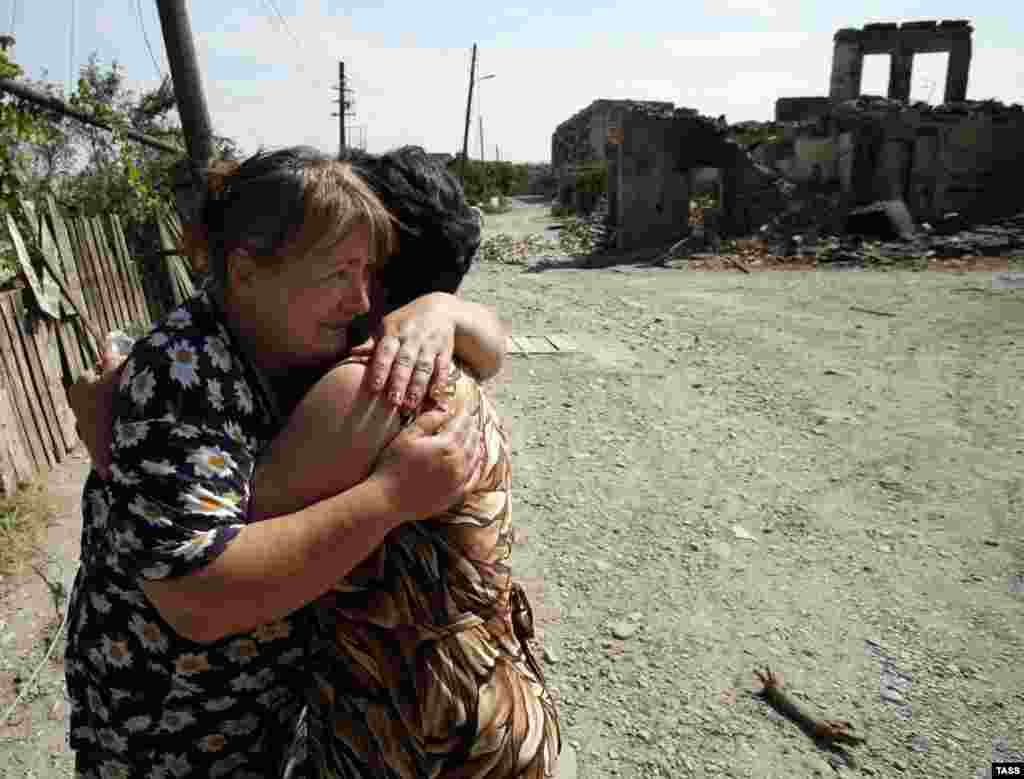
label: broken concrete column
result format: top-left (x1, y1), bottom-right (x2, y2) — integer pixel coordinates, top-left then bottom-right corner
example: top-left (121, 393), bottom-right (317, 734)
top-left (829, 29), bottom-right (864, 101)
top-left (888, 47), bottom-right (914, 102)
top-left (944, 35), bottom-right (972, 103)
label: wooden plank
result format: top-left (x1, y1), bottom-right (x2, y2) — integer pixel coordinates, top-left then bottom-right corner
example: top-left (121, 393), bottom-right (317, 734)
top-left (5, 213), bottom-right (60, 319)
top-left (35, 318), bottom-right (78, 452)
top-left (55, 316), bottom-right (86, 383)
top-left (0, 297), bottom-right (43, 475)
top-left (0, 295), bottom-right (52, 470)
top-left (74, 218), bottom-right (115, 335)
top-left (93, 217), bottom-right (132, 329)
top-left (66, 218), bottom-right (107, 335)
top-left (514, 336), bottom-right (560, 354)
top-left (20, 200), bottom-right (64, 317)
top-left (545, 334), bottom-right (579, 352)
top-left (87, 218), bottom-right (126, 330)
top-left (505, 335), bottom-right (523, 354)
top-left (6, 294), bottom-right (64, 463)
top-left (108, 215), bottom-right (149, 326)
top-left (0, 378), bottom-right (35, 493)
top-left (45, 196), bottom-right (89, 317)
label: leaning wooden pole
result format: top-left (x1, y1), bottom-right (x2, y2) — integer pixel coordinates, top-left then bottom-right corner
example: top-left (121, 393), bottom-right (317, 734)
top-left (459, 44), bottom-right (477, 184)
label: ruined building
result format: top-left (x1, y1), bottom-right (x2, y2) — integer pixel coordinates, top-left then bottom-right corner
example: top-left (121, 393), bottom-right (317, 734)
top-left (552, 20), bottom-right (1024, 251)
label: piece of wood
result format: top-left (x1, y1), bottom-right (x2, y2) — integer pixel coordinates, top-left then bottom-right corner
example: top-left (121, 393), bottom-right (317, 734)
top-left (508, 336), bottom-right (532, 354)
top-left (545, 334), bottom-right (579, 352)
top-left (55, 316), bottom-right (86, 384)
top-left (5, 213), bottom-right (61, 319)
top-left (5, 294), bottom-right (64, 462)
top-left (0, 378), bottom-right (35, 493)
top-left (67, 217), bottom-right (108, 336)
top-left (93, 217), bottom-right (133, 329)
top-left (20, 200), bottom-right (65, 316)
top-left (849, 305), bottom-right (897, 318)
top-left (505, 335), bottom-right (523, 354)
top-left (0, 294), bottom-right (52, 470)
top-left (87, 218), bottom-right (126, 330)
top-left (0, 296), bottom-right (43, 474)
top-left (515, 336), bottom-right (560, 354)
top-left (81, 218), bottom-right (118, 333)
top-left (35, 318), bottom-right (77, 452)
top-left (109, 215), bottom-right (150, 326)
top-left (46, 197), bottom-right (90, 316)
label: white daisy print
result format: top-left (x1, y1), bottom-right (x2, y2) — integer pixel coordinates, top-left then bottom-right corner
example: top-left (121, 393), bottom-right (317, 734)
top-left (99, 759), bottom-right (132, 779)
top-left (234, 380), bottom-right (254, 415)
top-left (171, 529), bottom-right (218, 562)
top-left (124, 715), bottom-right (152, 734)
top-left (97, 728), bottom-right (128, 753)
top-left (221, 714), bottom-right (259, 737)
top-left (130, 367), bottom-right (157, 408)
top-left (166, 676), bottom-right (204, 700)
top-left (140, 459), bottom-right (177, 477)
top-left (114, 526), bottom-right (143, 551)
top-left (157, 751), bottom-right (191, 776)
top-left (148, 331), bottom-right (169, 348)
top-left (71, 725), bottom-right (97, 743)
top-left (171, 422), bottom-right (201, 439)
top-left (109, 464), bottom-right (142, 487)
top-left (155, 709), bottom-right (197, 734)
top-left (88, 489), bottom-right (110, 528)
top-left (114, 420), bottom-right (149, 449)
top-left (204, 335), bottom-right (232, 372)
top-left (166, 341), bottom-right (200, 388)
top-left (165, 308), bottom-right (192, 329)
top-left (86, 687), bottom-right (110, 721)
top-left (187, 446), bottom-right (238, 479)
top-left (223, 420), bottom-right (245, 444)
top-left (107, 583), bottom-right (145, 607)
top-left (90, 592), bottom-right (112, 614)
top-left (208, 378), bottom-right (224, 411)
top-left (128, 495), bottom-right (172, 527)
top-left (140, 562), bottom-right (172, 579)
top-left (101, 635), bottom-right (134, 669)
top-left (229, 670), bottom-right (271, 692)
top-left (181, 485), bottom-right (242, 518)
top-left (257, 685), bottom-right (289, 708)
top-left (128, 614), bottom-right (168, 653)
top-left (211, 754), bottom-right (248, 779)
top-left (203, 696), bottom-right (237, 713)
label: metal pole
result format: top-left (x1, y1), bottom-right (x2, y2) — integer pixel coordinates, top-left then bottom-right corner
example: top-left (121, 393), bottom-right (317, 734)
top-left (339, 61), bottom-right (346, 153)
top-left (155, 0), bottom-right (213, 185)
top-left (459, 44), bottom-right (477, 183)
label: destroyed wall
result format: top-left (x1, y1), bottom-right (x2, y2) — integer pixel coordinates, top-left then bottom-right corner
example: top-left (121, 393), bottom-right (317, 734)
top-left (765, 19), bottom-right (1024, 227)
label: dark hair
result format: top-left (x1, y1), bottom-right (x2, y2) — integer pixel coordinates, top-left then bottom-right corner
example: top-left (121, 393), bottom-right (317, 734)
top-left (183, 147), bottom-right (396, 290)
top-left (340, 146), bottom-right (481, 310)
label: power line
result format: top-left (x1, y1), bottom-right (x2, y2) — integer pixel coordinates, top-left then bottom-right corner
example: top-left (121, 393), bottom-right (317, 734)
top-left (8, 0), bottom-right (18, 36)
top-left (137, 0), bottom-right (164, 80)
top-left (262, 0), bottom-right (301, 49)
top-left (67, 0), bottom-right (76, 92)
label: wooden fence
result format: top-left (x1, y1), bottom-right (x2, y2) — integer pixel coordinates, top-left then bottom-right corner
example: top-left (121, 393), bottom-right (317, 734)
top-left (0, 199), bottom-right (183, 494)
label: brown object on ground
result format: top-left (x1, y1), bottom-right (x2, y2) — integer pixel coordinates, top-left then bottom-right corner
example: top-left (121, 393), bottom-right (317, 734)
top-left (753, 667), bottom-right (866, 748)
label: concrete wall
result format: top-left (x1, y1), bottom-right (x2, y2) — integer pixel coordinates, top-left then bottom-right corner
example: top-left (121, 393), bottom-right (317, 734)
top-left (610, 113), bottom-right (691, 250)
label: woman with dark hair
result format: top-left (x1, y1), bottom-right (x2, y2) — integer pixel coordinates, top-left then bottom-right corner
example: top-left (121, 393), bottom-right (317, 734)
top-left (64, 147), bottom-right (504, 779)
top-left (253, 146), bottom-right (565, 778)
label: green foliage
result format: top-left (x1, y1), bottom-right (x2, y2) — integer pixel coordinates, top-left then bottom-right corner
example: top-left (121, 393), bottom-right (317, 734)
top-left (448, 158), bottom-right (531, 204)
top-left (0, 52), bottom-right (57, 213)
top-left (572, 161), bottom-right (607, 197)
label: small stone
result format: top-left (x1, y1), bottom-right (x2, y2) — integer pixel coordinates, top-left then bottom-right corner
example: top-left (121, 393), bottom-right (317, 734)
top-left (609, 621), bottom-right (638, 640)
top-left (543, 647), bottom-right (558, 664)
top-left (984, 539), bottom-right (999, 547)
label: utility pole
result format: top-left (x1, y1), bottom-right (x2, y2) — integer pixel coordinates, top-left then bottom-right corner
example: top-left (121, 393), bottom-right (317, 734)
top-left (459, 44), bottom-right (477, 183)
top-left (332, 61), bottom-right (355, 157)
top-left (155, 0), bottom-right (213, 190)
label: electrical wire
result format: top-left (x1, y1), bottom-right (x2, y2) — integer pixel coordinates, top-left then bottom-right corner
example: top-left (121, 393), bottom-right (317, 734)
top-left (136, 0), bottom-right (164, 81)
top-left (8, 0), bottom-right (18, 37)
top-left (262, 0), bottom-right (302, 49)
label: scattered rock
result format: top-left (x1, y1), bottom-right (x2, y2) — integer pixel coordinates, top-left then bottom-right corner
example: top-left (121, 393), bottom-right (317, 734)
top-left (609, 621), bottom-right (638, 640)
top-left (543, 647), bottom-right (559, 665)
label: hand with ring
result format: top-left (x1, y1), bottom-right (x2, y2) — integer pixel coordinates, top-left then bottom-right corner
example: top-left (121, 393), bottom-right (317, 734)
top-left (347, 293), bottom-right (457, 410)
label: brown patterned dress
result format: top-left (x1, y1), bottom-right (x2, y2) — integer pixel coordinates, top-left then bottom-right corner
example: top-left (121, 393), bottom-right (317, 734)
top-left (307, 361), bottom-right (562, 779)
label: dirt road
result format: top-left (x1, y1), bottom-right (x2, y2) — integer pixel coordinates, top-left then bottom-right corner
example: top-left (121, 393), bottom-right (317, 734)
top-left (2, 201), bottom-right (1022, 777)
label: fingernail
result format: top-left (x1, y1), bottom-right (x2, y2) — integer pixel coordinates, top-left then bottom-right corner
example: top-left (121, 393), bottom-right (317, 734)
top-left (390, 391), bottom-right (402, 404)
top-left (374, 376), bottom-right (385, 389)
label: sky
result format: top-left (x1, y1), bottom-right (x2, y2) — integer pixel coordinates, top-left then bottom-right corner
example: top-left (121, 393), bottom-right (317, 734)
top-left (4, 0), bottom-right (1023, 163)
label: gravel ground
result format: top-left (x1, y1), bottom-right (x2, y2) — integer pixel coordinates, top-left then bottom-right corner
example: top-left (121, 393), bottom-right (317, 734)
top-left (2, 200), bottom-right (1022, 779)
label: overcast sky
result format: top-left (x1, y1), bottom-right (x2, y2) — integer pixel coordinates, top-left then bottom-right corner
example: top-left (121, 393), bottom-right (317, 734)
top-left (6, 1), bottom-right (1023, 163)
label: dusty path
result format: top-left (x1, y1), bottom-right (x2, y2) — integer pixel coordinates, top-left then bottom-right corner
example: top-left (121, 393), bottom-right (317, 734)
top-left (2, 207), bottom-right (1023, 777)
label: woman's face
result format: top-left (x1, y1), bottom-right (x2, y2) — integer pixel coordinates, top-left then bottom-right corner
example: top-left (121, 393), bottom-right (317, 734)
top-left (235, 223), bottom-right (375, 372)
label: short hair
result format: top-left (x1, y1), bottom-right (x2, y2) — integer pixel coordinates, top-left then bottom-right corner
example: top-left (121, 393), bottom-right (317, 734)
top-left (341, 146), bottom-right (481, 310)
top-left (185, 147), bottom-right (397, 289)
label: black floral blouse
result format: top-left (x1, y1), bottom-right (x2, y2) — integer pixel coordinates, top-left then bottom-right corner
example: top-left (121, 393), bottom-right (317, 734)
top-left (65, 291), bottom-right (314, 778)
